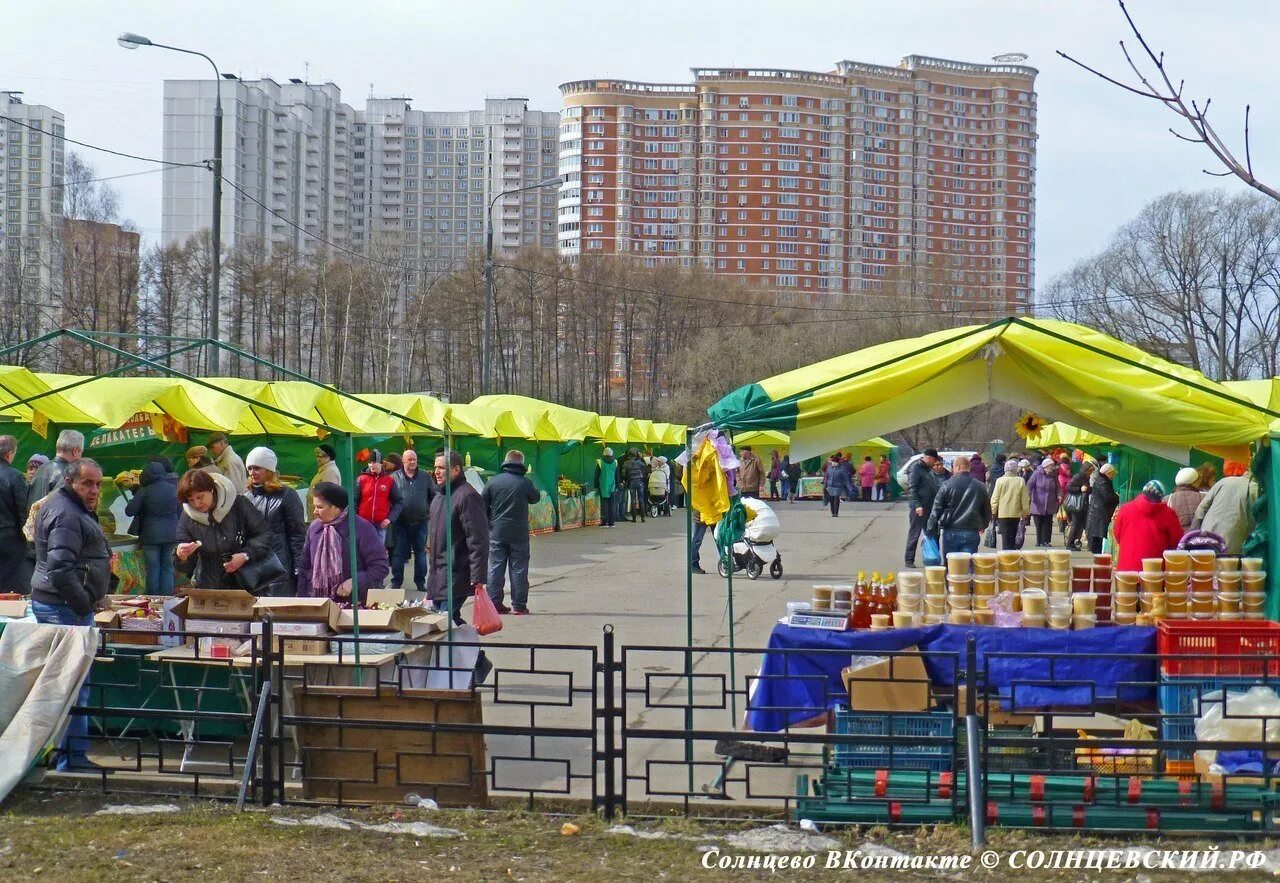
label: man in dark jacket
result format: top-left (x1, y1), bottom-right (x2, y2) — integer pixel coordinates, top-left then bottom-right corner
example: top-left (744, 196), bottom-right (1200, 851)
top-left (124, 457), bottom-right (180, 595)
top-left (904, 449), bottom-right (942, 567)
top-left (483, 450), bottom-right (540, 615)
top-left (1064, 462), bottom-right (1095, 551)
top-left (27, 428), bottom-right (83, 508)
top-left (927, 455), bottom-right (993, 557)
top-left (620, 449), bottom-right (648, 523)
top-left (427, 450), bottom-right (489, 625)
top-left (391, 449), bottom-right (435, 593)
top-left (30, 457), bottom-right (110, 771)
top-left (0, 435), bottom-right (30, 592)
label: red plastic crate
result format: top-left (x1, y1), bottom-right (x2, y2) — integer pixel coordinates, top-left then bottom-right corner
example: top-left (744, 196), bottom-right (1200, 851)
top-left (1157, 620), bottom-right (1280, 676)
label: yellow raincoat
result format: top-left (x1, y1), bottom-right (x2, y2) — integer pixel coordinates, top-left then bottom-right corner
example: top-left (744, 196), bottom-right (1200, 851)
top-left (683, 436), bottom-right (731, 526)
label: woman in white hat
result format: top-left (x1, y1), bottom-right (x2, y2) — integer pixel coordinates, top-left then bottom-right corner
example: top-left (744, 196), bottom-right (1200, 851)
top-left (245, 446), bottom-right (306, 596)
top-left (1167, 466), bottom-right (1204, 532)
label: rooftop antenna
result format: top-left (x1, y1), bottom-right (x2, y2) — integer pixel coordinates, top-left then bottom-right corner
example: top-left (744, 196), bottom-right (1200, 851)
top-left (304, 61), bottom-right (310, 83)
top-left (992, 52), bottom-right (1029, 63)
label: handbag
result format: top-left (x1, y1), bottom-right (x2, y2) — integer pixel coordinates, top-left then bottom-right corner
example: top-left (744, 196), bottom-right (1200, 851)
top-left (983, 522), bottom-right (997, 549)
top-left (231, 552), bottom-right (287, 594)
top-left (1064, 491), bottom-right (1084, 514)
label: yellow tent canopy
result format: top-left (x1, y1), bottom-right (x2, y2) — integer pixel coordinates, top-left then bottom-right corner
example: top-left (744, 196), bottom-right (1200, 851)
top-left (708, 318), bottom-right (1274, 462)
top-left (471, 394), bottom-right (602, 441)
top-left (1024, 422), bottom-right (1116, 450)
top-left (734, 429), bottom-right (894, 456)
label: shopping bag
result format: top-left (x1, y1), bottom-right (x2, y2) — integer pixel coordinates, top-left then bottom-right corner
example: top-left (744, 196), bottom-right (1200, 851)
top-left (472, 585), bottom-right (504, 636)
top-left (921, 534), bottom-right (942, 567)
top-left (983, 523), bottom-right (997, 549)
top-left (1015, 518), bottom-right (1027, 550)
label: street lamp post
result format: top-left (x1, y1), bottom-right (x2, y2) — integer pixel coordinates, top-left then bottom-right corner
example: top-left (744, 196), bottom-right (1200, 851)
top-left (481, 176), bottom-right (561, 395)
top-left (118, 32), bottom-right (223, 375)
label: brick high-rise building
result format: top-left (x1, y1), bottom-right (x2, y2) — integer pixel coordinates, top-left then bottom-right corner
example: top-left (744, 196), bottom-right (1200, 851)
top-left (558, 55), bottom-right (1037, 312)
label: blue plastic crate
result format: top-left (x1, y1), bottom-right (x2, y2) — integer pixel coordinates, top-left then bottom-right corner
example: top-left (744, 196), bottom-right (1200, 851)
top-left (830, 707), bottom-right (954, 772)
top-left (1157, 675), bottom-right (1267, 759)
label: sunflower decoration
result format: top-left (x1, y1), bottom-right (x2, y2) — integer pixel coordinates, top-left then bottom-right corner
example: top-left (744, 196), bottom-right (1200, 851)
top-left (1014, 411), bottom-right (1045, 441)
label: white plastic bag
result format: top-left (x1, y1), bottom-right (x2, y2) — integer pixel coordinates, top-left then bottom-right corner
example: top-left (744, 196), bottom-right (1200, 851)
top-left (1193, 685), bottom-right (1280, 766)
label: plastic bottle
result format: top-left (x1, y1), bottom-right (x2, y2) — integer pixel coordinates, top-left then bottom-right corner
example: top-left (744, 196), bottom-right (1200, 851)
top-left (852, 571), bottom-right (873, 629)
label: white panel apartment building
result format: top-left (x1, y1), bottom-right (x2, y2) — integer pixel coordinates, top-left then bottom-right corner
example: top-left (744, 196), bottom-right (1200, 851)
top-left (0, 91), bottom-right (65, 335)
top-left (351, 97), bottom-right (560, 277)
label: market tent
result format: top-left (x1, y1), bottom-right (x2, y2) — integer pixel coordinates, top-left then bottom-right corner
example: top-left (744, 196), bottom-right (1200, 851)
top-left (0, 366), bottom-right (99, 425)
top-left (1024, 422), bottom-right (1115, 450)
top-left (708, 318), bottom-right (1273, 463)
top-left (470, 394), bottom-right (603, 441)
top-left (734, 429), bottom-right (894, 457)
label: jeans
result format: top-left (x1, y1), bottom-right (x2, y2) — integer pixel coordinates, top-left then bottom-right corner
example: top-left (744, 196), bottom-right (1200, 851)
top-left (31, 600), bottom-right (94, 770)
top-left (768, 478), bottom-right (780, 499)
top-left (142, 543), bottom-right (176, 596)
top-left (488, 538), bottom-right (531, 610)
top-left (860, 486), bottom-right (872, 502)
top-left (997, 517), bottom-right (1020, 550)
top-left (601, 493), bottom-right (616, 526)
top-left (391, 520), bottom-right (428, 589)
top-left (829, 494), bottom-right (841, 516)
top-left (691, 519), bottom-right (709, 569)
top-left (780, 477), bottom-right (792, 501)
top-left (943, 529), bottom-right (981, 557)
top-left (628, 482), bottom-right (646, 521)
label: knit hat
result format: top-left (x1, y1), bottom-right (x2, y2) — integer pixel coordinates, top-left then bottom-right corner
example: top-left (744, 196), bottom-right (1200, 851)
top-left (1018, 459), bottom-right (1031, 469)
top-left (1004, 460), bottom-right (1020, 475)
top-left (1100, 463), bottom-right (1117, 477)
top-left (245, 446), bottom-right (278, 473)
top-left (1175, 467), bottom-right (1199, 487)
top-left (26, 453), bottom-right (48, 467)
top-left (1041, 457), bottom-right (1055, 469)
top-left (1142, 479), bottom-right (1167, 501)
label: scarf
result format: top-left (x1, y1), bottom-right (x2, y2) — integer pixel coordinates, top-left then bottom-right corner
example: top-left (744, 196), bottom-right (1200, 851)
top-left (310, 510), bottom-right (346, 595)
top-left (181, 472), bottom-right (237, 525)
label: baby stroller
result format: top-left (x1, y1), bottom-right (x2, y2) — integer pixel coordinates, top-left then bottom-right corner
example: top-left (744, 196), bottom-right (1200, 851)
top-left (713, 497), bottom-right (783, 580)
top-left (647, 458), bottom-right (672, 517)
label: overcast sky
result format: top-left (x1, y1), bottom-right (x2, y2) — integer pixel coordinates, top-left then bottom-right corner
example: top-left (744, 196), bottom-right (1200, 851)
top-left (2, 0), bottom-right (1276, 288)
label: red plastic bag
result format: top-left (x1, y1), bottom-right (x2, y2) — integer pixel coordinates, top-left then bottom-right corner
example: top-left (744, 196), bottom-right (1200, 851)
top-left (472, 585), bottom-right (504, 636)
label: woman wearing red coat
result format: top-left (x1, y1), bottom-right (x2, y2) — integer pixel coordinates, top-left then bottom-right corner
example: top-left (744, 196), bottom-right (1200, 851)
top-left (1112, 480), bottom-right (1186, 572)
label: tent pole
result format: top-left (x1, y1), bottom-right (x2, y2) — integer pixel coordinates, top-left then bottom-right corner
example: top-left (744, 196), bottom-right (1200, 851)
top-left (1268, 438), bottom-right (1280, 621)
top-left (684, 427), bottom-right (695, 794)
top-left (346, 434), bottom-right (362, 673)
top-left (445, 436), bottom-right (455, 678)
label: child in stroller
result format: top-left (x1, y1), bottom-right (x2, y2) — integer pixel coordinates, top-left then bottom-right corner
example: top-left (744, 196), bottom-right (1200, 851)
top-left (647, 455), bottom-right (672, 517)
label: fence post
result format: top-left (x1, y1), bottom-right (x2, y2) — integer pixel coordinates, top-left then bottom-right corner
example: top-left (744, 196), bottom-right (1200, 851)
top-left (598, 624), bottom-right (620, 819)
top-left (259, 615), bottom-right (276, 807)
top-left (964, 634), bottom-right (986, 847)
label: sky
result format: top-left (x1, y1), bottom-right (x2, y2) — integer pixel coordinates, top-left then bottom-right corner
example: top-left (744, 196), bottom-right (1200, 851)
top-left (2, 0), bottom-right (1277, 289)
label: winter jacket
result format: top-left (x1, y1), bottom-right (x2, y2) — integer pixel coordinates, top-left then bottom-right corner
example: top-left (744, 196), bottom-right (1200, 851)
top-left (124, 461), bottom-right (179, 546)
top-left (785, 460), bottom-right (802, 483)
top-left (215, 445), bottom-right (249, 495)
top-left (393, 467), bottom-right (436, 524)
top-left (906, 459), bottom-right (943, 513)
top-left (307, 459), bottom-right (343, 519)
top-left (1166, 486), bottom-right (1203, 532)
top-left (824, 459), bottom-right (854, 495)
top-left (30, 486), bottom-right (112, 616)
top-left (1192, 474), bottom-right (1258, 554)
top-left (1085, 474), bottom-right (1120, 539)
top-left (247, 484), bottom-right (306, 584)
top-left (594, 456), bottom-right (618, 497)
top-left (927, 473), bottom-right (992, 535)
top-left (620, 456), bottom-right (648, 487)
top-left (27, 455), bottom-right (72, 509)
top-left (767, 454), bottom-right (782, 482)
top-left (1027, 468), bottom-right (1061, 516)
top-left (1064, 470), bottom-right (1093, 514)
top-left (990, 474), bottom-right (1031, 520)
top-left (1057, 464), bottom-right (1072, 495)
top-left (482, 462), bottom-right (540, 545)
top-left (174, 472), bottom-right (274, 590)
top-left (874, 459), bottom-right (891, 485)
top-left (738, 451), bottom-right (765, 494)
top-left (295, 512), bottom-right (389, 602)
top-left (0, 457), bottom-right (29, 534)
top-left (426, 474), bottom-right (490, 604)
top-left (355, 470), bottom-right (403, 526)
top-left (1113, 494), bottom-right (1185, 572)
top-left (969, 456), bottom-right (988, 485)
top-left (858, 460), bottom-right (876, 489)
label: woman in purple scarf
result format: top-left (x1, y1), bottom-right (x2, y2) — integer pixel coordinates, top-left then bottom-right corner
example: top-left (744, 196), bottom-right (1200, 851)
top-left (296, 481), bottom-right (390, 601)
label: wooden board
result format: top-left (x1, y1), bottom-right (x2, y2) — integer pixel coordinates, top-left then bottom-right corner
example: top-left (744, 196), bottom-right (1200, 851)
top-left (295, 687), bottom-right (487, 807)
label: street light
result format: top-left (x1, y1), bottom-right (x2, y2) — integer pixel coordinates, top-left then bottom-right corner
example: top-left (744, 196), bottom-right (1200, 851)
top-left (481, 176), bottom-right (562, 394)
top-left (118, 32), bottom-right (224, 375)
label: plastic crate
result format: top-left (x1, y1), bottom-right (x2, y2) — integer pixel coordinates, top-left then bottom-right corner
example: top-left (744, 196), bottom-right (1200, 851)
top-left (829, 707), bottom-right (953, 772)
top-left (967, 724), bottom-right (1045, 772)
top-left (1157, 674), bottom-right (1269, 759)
top-left (1157, 620), bottom-right (1280, 677)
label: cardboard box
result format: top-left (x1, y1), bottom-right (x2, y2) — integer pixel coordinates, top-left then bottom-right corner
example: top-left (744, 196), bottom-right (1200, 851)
top-left (185, 618), bottom-right (252, 636)
top-left (253, 597), bottom-right (340, 629)
top-left (402, 611), bottom-right (448, 639)
top-left (282, 637), bottom-right (332, 656)
top-left (841, 646), bottom-right (933, 712)
top-left (249, 620), bottom-right (333, 637)
top-left (160, 597), bottom-right (185, 649)
top-left (181, 588), bottom-right (256, 620)
top-left (93, 609), bottom-right (120, 628)
top-left (365, 588), bottom-right (407, 606)
top-left (953, 685), bottom-right (1038, 726)
top-left (197, 635), bottom-right (252, 658)
top-left (0, 599), bottom-right (30, 618)
top-left (336, 605), bottom-right (428, 633)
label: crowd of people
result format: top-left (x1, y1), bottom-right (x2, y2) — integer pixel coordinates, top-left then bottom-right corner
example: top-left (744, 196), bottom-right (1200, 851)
top-left (593, 447), bottom-right (682, 526)
top-left (902, 446), bottom-right (1256, 570)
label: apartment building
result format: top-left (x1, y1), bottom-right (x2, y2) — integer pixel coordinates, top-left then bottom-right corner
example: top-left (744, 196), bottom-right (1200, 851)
top-left (352, 97), bottom-right (560, 279)
top-left (0, 91), bottom-right (65, 333)
top-left (162, 78), bottom-right (354, 255)
top-left (558, 55), bottom-right (1037, 312)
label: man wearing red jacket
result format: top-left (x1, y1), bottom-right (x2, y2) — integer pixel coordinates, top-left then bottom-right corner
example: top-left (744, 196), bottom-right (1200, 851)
top-left (1112, 479), bottom-right (1186, 572)
top-left (354, 450), bottom-right (403, 542)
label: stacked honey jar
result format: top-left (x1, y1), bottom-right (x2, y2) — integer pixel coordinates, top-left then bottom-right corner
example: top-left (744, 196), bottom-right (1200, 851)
top-left (1111, 551), bottom-right (1265, 624)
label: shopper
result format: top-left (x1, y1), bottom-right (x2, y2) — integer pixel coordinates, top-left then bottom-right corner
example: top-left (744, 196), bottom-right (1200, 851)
top-left (27, 429), bottom-right (83, 508)
top-left (307, 444), bottom-right (342, 520)
top-left (1027, 458), bottom-right (1060, 547)
top-left (354, 450), bottom-right (403, 542)
top-left (904, 450), bottom-right (943, 567)
top-left (174, 469), bottom-right (273, 590)
top-left (858, 455), bottom-right (875, 502)
top-left (0, 435), bottom-right (29, 593)
top-left (1196, 462), bottom-right (1217, 491)
top-left (183, 446), bottom-right (221, 478)
top-left (737, 446), bottom-right (764, 499)
top-left (824, 453), bottom-right (853, 517)
top-left (245, 447), bottom-right (306, 596)
top-left (1063, 462), bottom-right (1095, 551)
top-left (594, 448), bottom-right (619, 527)
top-left (483, 450), bottom-right (540, 616)
top-left (24, 453), bottom-right (47, 486)
top-left (1192, 460), bottom-right (1257, 554)
top-left (970, 454), bottom-right (988, 486)
top-left (767, 450), bottom-right (783, 501)
top-left (296, 481), bottom-right (389, 601)
top-left (427, 450), bottom-right (489, 625)
top-left (1166, 467), bottom-right (1204, 532)
top-left (620, 449), bottom-right (648, 522)
top-left (207, 432), bottom-right (248, 495)
top-left (784, 456), bottom-right (802, 503)
top-left (927, 455), bottom-right (992, 557)
top-left (874, 454), bottom-right (891, 502)
top-left (990, 459), bottom-right (1030, 550)
top-left (30, 458), bottom-right (110, 770)
top-left (390, 449), bottom-right (434, 593)
top-left (1086, 463), bottom-right (1121, 554)
top-left (123, 456), bottom-right (179, 596)
top-left (1113, 480), bottom-right (1185, 572)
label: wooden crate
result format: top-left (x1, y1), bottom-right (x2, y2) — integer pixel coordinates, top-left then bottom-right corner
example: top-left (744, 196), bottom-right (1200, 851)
top-left (295, 686), bottom-right (487, 807)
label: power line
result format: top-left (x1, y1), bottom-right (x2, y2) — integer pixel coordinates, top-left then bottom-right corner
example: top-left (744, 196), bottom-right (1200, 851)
top-left (0, 112), bottom-right (202, 168)
top-left (0, 166), bottom-right (166, 196)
